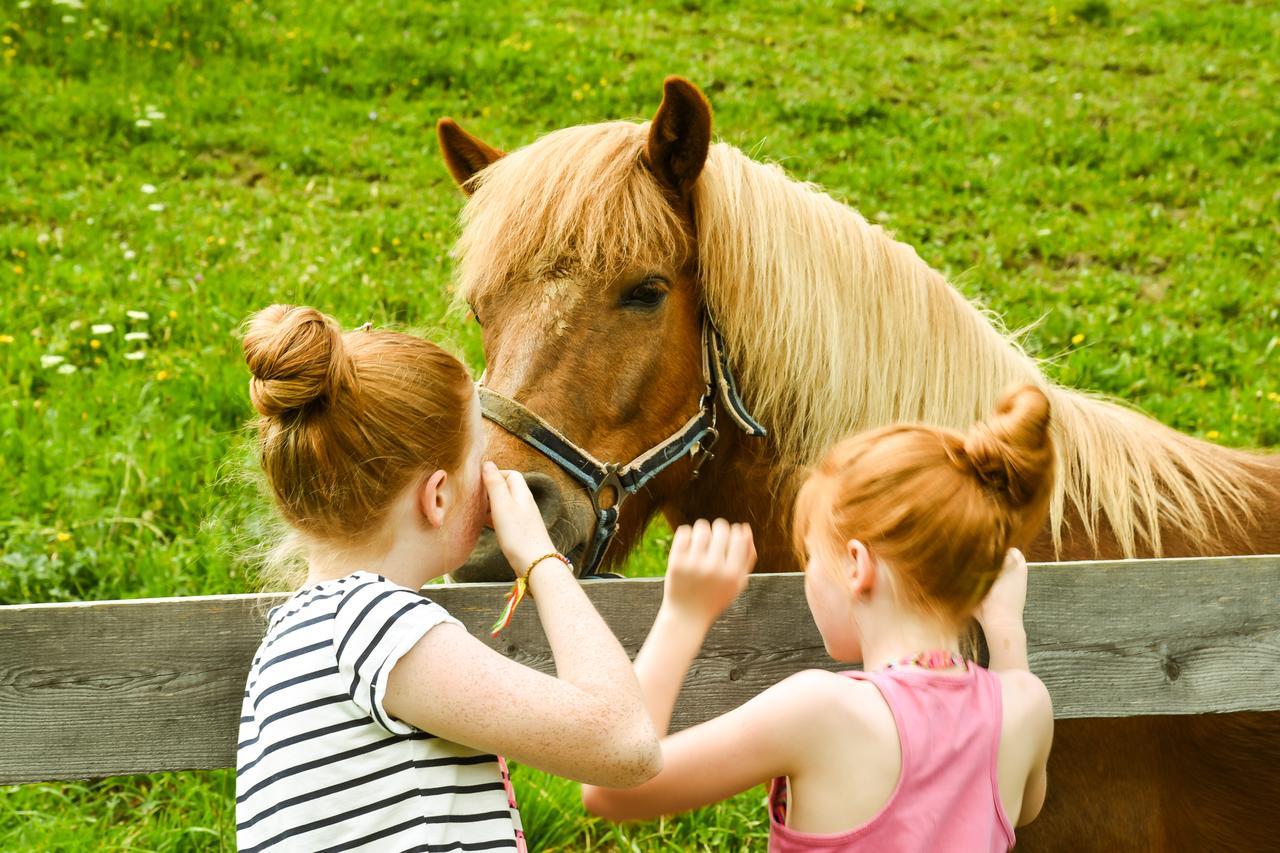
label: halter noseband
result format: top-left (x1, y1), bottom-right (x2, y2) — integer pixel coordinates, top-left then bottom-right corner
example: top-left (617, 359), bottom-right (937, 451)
top-left (478, 317), bottom-right (766, 577)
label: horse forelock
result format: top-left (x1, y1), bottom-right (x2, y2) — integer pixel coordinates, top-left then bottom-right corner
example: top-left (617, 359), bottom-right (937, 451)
top-left (452, 121), bottom-right (690, 318)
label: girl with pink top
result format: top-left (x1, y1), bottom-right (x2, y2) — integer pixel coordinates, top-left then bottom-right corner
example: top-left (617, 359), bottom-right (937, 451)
top-left (583, 386), bottom-right (1056, 851)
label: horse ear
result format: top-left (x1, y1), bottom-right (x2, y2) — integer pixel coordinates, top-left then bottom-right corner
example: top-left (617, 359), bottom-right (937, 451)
top-left (437, 118), bottom-right (505, 194)
top-left (645, 76), bottom-right (713, 198)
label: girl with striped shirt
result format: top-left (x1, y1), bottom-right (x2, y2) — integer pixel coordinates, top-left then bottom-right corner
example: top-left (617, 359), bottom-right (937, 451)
top-left (236, 305), bottom-right (663, 852)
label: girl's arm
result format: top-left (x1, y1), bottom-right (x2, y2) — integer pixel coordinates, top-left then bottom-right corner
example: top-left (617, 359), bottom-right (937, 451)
top-left (978, 548), bottom-right (1055, 825)
top-left (585, 518), bottom-right (830, 820)
top-left (584, 669), bottom-right (841, 820)
top-left (975, 548), bottom-right (1031, 672)
top-left (382, 464), bottom-right (660, 788)
top-left (1000, 670), bottom-right (1054, 826)
top-left (632, 519), bottom-right (755, 735)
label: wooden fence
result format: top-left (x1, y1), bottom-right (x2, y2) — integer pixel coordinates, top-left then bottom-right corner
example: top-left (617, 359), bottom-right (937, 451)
top-left (1, 555), bottom-right (1277, 785)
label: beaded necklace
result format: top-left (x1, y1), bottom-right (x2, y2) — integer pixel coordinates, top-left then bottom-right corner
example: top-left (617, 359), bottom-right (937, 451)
top-left (877, 649), bottom-right (968, 673)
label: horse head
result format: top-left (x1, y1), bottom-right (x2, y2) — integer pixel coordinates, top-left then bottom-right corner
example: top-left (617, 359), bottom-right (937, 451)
top-left (440, 78), bottom-right (745, 580)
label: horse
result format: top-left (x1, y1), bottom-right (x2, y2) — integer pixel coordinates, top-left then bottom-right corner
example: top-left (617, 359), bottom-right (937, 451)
top-left (438, 77), bottom-right (1280, 851)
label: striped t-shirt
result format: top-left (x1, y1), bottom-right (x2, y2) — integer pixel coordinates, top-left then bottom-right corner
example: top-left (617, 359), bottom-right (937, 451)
top-left (236, 572), bottom-right (520, 852)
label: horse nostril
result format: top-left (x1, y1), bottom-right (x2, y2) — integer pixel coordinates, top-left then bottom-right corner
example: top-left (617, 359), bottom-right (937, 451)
top-left (521, 471), bottom-right (564, 525)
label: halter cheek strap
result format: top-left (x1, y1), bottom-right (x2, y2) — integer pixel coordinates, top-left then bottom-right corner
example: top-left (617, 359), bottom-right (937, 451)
top-left (479, 316), bottom-right (765, 577)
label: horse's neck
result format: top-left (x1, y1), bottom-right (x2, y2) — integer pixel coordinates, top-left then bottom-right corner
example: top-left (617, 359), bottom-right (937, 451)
top-left (663, 428), bottom-right (804, 573)
top-left (1126, 447), bottom-right (1280, 558)
top-left (1034, 445), bottom-right (1280, 560)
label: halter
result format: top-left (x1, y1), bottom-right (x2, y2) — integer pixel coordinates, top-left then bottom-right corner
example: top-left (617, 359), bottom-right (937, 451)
top-left (479, 317), bottom-right (766, 577)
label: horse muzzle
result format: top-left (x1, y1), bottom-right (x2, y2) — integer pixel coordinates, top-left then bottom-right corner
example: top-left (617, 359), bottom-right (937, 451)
top-left (452, 471), bottom-right (599, 582)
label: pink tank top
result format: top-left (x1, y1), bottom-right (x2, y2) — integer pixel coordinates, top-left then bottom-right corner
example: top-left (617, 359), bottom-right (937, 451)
top-left (768, 664), bottom-right (1016, 852)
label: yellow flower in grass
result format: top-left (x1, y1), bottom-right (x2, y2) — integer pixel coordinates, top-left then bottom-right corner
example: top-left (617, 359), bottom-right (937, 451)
top-left (1206, 430), bottom-right (1220, 440)
top-left (56, 531), bottom-right (72, 543)
top-left (1071, 333), bottom-right (1085, 345)
top-left (371, 246), bottom-right (381, 255)
top-left (155, 370), bottom-right (169, 381)
top-left (0, 334), bottom-right (14, 344)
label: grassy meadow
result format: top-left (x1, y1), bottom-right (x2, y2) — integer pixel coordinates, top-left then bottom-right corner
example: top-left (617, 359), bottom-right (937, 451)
top-left (2, 0), bottom-right (1277, 848)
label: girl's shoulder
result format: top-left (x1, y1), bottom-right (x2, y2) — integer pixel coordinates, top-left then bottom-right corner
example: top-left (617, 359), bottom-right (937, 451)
top-left (771, 669), bottom-right (897, 741)
top-left (266, 571), bottom-right (450, 634)
top-left (992, 668), bottom-right (1053, 730)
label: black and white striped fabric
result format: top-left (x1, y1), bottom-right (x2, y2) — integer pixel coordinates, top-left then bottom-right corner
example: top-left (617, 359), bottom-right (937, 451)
top-left (236, 572), bottom-right (519, 852)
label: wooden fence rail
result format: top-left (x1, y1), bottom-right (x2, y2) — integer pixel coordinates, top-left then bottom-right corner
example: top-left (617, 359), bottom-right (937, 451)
top-left (1, 555), bottom-right (1278, 785)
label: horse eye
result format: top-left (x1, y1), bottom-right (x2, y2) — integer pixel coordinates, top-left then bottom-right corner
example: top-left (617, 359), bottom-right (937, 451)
top-left (622, 277), bottom-right (669, 309)
top-left (467, 304), bottom-right (483, 327)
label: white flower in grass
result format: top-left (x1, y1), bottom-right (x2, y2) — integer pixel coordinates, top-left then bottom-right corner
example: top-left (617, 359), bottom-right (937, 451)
top-left (41, 355), bottom-right (66, 368)
top-left (141, 184), bottom-right (157, 194)
top-left (146, 110), bottom-right (166, 121)
top-left (124, 351), bottom-right (146, 361)
top-left (123, 249), bottom-right (136, 261)
top-left (69, 320), bottom-right (83, 331)
top-left (124, 332), bottom-right (149, 342)
top-left (135, 119), bottom-right (152, 128)
top-left (148, 203), bottom-right (165, 212)
top-left (127, 310), bottom-right (150, 321)
top-left (91, 323), bottom-right (114, 335)
top-left (57, 363), bottom-right (77, 375)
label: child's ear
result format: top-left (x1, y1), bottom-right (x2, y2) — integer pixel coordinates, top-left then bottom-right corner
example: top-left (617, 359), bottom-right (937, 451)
top-left (418, 469), bottom-right (449, 529)
top-left (846, 538), bottom-right (878, 597)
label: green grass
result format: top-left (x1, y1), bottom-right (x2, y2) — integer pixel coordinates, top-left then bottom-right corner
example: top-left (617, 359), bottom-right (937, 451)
top-left (1, 0), bottom-right (1276, 848)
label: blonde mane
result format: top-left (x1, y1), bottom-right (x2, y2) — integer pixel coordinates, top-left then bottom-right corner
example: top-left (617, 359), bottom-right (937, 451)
top-left (454, 120), bottom-right (1260, 556)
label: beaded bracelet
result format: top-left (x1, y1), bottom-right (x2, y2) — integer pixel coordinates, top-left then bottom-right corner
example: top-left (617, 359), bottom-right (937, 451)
top-left (489, 552), bottom-right (574, 637)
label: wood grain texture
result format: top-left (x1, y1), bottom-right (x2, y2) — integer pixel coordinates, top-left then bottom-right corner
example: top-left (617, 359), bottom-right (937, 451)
top-left (1, 555), bottom-right (1277, 784)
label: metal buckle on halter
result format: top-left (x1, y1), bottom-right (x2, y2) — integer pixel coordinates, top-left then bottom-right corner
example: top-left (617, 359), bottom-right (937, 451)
top-left (690, 426), bottom-right (719, 479)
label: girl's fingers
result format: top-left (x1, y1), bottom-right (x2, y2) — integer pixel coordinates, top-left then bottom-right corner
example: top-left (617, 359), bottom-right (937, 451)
top-left (503, 469), bottom-right (535, 504)
top-left (708, 518), bottom-right (732, 563)
top-left (482, 462), bottom-right (509, 504)
top-left (670, 525), bottom-right (692, 561)
top-left (688, 518), bottom-right (712, 558)
top-left (727, 524), bottom-right (755, 571)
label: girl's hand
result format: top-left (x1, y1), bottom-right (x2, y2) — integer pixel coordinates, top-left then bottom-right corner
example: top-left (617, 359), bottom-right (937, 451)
top-left (482, 461), bottom-right (557, 576)
top-left (663, 519), bottom-right (756, 629)
top-left (976, 547), bottom-right (1029, 632)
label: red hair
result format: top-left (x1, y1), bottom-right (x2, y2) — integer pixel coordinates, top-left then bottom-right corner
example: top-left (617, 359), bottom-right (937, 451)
top-left (793, 386), bottom-right (1055, 624)
top-left (243, 305), bottom-right (473, 547)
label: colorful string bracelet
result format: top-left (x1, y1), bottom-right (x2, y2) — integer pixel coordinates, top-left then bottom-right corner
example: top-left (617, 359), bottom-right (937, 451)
top-left (489, 552), bottom-right (573, 636)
